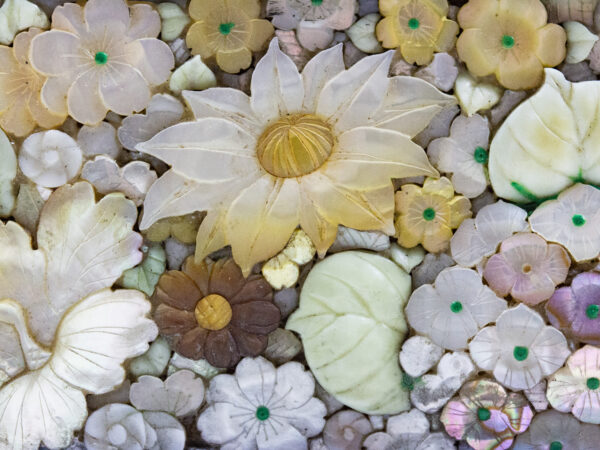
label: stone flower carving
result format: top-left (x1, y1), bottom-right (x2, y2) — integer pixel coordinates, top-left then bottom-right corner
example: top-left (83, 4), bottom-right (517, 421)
top-left (29, 0), bottom-right (174, 125)
top-left (0, 182), bottom-right (157, 450)
top-left (186, 0), bottom-right (274, 74)
top-left (377, 0), bottom-right (459, 65)
top-left (267, 0), bottom-right (358, 51)
top-left (137, 38), bottom-right (454, 275)
top-left (0, 28), bottom-right (65, 137)
top-left (457, 0), bottom-right (567, 90)
top-left (197, 357), bottom-right (327, 448)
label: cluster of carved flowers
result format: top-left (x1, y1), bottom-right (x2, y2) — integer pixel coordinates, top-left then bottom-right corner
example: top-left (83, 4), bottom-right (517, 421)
top-left (0, 182), bottom-right (157, 450)
top-left (137, 38), bottom-right (455, 275)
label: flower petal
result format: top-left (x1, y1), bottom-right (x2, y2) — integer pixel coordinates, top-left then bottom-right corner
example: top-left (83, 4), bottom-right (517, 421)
top-left (235, 356), bottom-right (277, 406)
top-left (135, 119), bottom-right (259, 183)
top-left (84, 0), bottom-right (130, 35)
top-left (49, 288), bottom-right (157, 393)
top-left (0, 367), bottom-right (87, 450)
top-left (41, 76), bottom-right (71, 116)
top-left (251, 38), bottom-right (304, 122)
top-left (51, 3), bottom-right (86, 35)
top-left (226, 176), bottom-right (301, 276)
top-left (297, 20), bottom-right (334, 51)
top-left (216, 47), bottom-right (253, 74)
top-left (99, 64), bottom-right (151, 117)
top-left (531, 326), bottom-right (570, 377)
top-left (301, 44), bottom-right (345, 113)
top-left (128, 4), bottom-right (161, 39)
top-left (197, 402), bottom-right (253, 446)
top-left (124, 38), bottom-right (174, 86)
top-left (30, 30), bottom-right (83, 76)
top-left (316, 51), bottom-right (393, 133)
top-left (67, 71), bottom-right (108, 125)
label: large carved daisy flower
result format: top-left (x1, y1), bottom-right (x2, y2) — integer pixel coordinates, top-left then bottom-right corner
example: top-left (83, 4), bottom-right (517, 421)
top-left (137, 39), bottom-right (454, 274)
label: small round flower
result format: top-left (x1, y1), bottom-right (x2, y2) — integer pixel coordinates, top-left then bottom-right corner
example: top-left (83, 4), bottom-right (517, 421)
top-left (197, 357), bottom-right (327, 449)
top-left (19, 130), bottom-right (83, 188)
top-left (428, 114), bottom-right (490, 198)
top-left (441, 379), bottom-right (533, 450)
top-left (529, 183), bottom-right (600, 262)
top-left (30, 0), bottom-right (174, 125)
top-left (406, 266), bottom-right (507, 350)
top-left (152, 256), bottom-right (281, 368)
top-left (395, 176), bottom-right (472, 253)
top-left (186, 0), bottom-right (274, 73)
top-left (377, 0), bottom-right (459, 65)
top-left (546, 272), bottom-right (600, 345)
top-left (547, 345), bottom-right (600, 424)
top-left (469, 304), bottom-right (571, 391)
top-left (456, 0), bottom-right (567, 90)
top-left (483, 232), bottom-right (569, 305)
top-left (267, 0), bottom-right (357, 51)
top-left (0, 28), bottom-right (65, 137)
top-left (514, 409), bottom-right (600, 450)
top-left (450, 200), bottom-right (528, 268)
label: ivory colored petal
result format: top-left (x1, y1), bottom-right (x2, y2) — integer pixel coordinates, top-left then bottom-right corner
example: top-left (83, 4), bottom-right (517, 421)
top-left (84, 0), bottom-right (130, 35)
top-left (301, 44), bottom-right (345, 112)
top-left (40, 75), bottom-right (71, 116)
top-left (454, 71), bottom-right (503, 116)
top-left (347, 13), bottom-right (384, 54)
top-left (183, 88), bottom-right (261, 130)
top-left (0, 0), bottom-right (48, 46)
top-left (169, 55), bottom-right (216, 95)
top-left (126, 38), bottom-right (175, 87)
top-left (297, 21), bottom-right (334, 52)
top-left (30, 30), bottom-right (82, 76)
top-left (128, 3), bottom-right (162, 39)
top-left (287, 251), bottom-right (411, 414)
top-left (156, 3), bottom-right (189, 41)
top-left (99, 65), bottom-right (151, 117)
top-left (226, 176), bottom-right (301, 276)
top-left (0, 131), bottom-right (16, 217)
top-left (563, 21), bottom-right (594, 64)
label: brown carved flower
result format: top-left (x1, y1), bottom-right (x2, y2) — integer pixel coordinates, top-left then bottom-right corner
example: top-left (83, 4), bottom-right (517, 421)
top-left (153, 256), bottom-right (280, 368)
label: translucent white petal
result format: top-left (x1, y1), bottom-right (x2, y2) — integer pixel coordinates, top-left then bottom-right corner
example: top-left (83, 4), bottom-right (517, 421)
top-left (99, 64), bottom-right (151, 117)
top-left (301, 44), bottom-right (344, 112)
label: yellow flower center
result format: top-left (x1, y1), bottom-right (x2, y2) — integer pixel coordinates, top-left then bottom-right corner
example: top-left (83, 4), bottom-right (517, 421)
top-left (257, 114), bottom-right (334, 178)
top-left (194, 294), bottom-right (232, 330)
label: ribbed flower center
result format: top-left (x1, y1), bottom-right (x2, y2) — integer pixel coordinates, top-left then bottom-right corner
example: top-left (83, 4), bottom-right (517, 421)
top-left (257, 114), bottom-right (334, 178)
top-left (219, 22), bottom-right (235, 35)
top-left (94, 51), bottom-right (108, 65)
top-left (256, 406), bottom-right (270, 420)
top-left (194, 294), bottom-right (232, 330)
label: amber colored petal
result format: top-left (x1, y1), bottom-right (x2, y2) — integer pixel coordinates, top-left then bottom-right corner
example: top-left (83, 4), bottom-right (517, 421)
top-left (401, 44), bottom-right (435, 66)
top-left (154, 270), bottom-right (201, 311)
top-left (127, 4), bottom-right (161, 39)
top-left (536, 24), bottom-right (567, 67)
top-left (216, 47), bottom-right (253, 74)
top-left (426, 0), bottom-right (450, 15)
top-left (449, 197), bottom-right (473, 228)
top-left (228, 0), bottom-right (261, 17)
top-left (182, 256), bottom-right (210, 297)
top-left (396, 216), bottom-right (425, 249)
top-left (456, 29), bottom-right (499, 77)
top-left (457, 0), bottom-right (497, 28)
top-left (226, 176), bottom-right (301, 277)
top-left (176, 326), bottom-right (210, 360)
top-left (204, 329), bottom-right (240, 368)
top-left (186, 21), bottom-right (214, 59)
top-left (154, 303), bottom-right (197, 336)
top-left (496, 54), bottom-right (544, 90)
top-left (298, 188), bottom-right (339, 257)
top-left (435, 19), bottom-right (459, 52)
top-left (229, 276), bottom-right (273, 305)
top-left (379, 0), bottom-right (408, 16)
top-left (230, 327), bottom-right (268, 357)
top-left (207, 258), bottom-right (247, 300)
top-left (231, 301), bottom-right (281, 334)
top-left (375, 17), bottom-right (401, 49)
top-left (13, 28), bottom-right (37, 64)
top-left (188, 0), bottom-right (210, 21)
top-left (247, 19), bottom-right (275, 52)
top-left (422, 177), bottom-right (455, 199)
top-left (28, 95), bottom-right (66, 130)
top-left (499, 0), bottom-right (547, 29)
top-left (0, 98), bottom-right (34, 137)
top-left (422, 224), bottom-right (453, 252)
top-left (0, 48), bottom-right (15, 112)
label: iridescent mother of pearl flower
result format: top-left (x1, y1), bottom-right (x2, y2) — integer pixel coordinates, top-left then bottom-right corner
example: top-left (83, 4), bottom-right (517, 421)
top-left (29, 0), bottom-right (174, 125)
top-left (137, 38), bottom-right (455, 275)
top-left (0, 182), bottom-right (157, 450)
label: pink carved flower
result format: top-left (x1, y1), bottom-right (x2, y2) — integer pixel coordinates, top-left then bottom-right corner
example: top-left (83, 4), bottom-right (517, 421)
top-left (483, 232), bottom-right (569, 305)
top-left (29, 0), bottom-right (174, 125)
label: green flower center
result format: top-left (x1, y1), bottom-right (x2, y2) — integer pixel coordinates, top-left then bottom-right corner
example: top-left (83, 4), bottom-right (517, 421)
top-left (219, 22), bottom-right (235, 35)
top-left (312, 0), bottom-right (323, 4)
top-left (474, 146), bottom-right (488, 164)
top-left (501, 35), bottom-right (515, 49)
top-left (423, 207), bottom-right (436, 221)
top-left (450, 301), bottom-right (463, 313)
top-left (513, 346), bottom-right (529, 361)
top-left (587, 377), bottom-right (600, 390)
top-left (550, 442), bottom-right (563, 450)
top-left (408, 18), bottom-right (420, 30)
top-left (256, 406), bottom-right (270, 421)
top-left (94, 51), bottom-right (108, 65)
top-left (586, 304), bottom-right (599, 319)
top-left (477, 407), bottom-right (491, 421)
top-left (572, 214), bottom-right (586, 227)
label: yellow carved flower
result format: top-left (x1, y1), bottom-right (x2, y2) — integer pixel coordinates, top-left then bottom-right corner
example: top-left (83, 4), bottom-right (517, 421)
top-left (395, 177), bottom-right (471, 252)
top-left (456, 0), bottom-right (567, 90)
top-left (377, 0), bottom-right (459, 65)
top-left (0, 29), bottom-right (65, 137)
top-left (137, 39), bottom-right (456, 275)
top-left (186, 0), bottom-right (274, 74)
